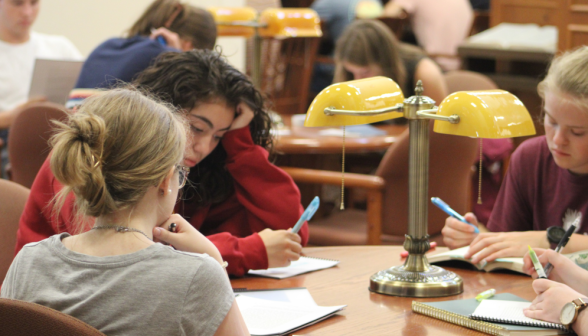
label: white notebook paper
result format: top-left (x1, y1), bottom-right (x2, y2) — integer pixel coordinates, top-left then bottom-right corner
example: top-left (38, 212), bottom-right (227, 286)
top-left (236, 295), bottom-right (345, 336)
top-left (470, 300), bottom-right (567, 331)
top-left (248, 256), bottom-right (339, 279)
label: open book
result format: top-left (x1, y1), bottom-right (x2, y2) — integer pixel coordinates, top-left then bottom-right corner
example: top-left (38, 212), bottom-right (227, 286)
top-left (412, 293), bottom-right (570, 335)
top-left (428, 247), bottom-right (588, 275)
top-left (248, 256), bottom-right (339, 279)
top-left (235, 288), bottom-right (345, 336)
top-left (427, 246), bottom-right (525, 274)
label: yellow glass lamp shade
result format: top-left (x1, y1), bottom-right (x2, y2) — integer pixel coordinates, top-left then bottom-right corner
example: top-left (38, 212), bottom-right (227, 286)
top-left (305, 76), bottom-right (404, 127)
top-left (208, 7), bottom-right (257, 37)
top-left (434, 90), bottom-right (536, 138)
top-left (258, 8), bottom-right (322, 38)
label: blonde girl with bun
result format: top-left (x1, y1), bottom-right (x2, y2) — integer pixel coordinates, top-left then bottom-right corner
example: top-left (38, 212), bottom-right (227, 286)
top-left (1, 89), bottom-right (249, 336)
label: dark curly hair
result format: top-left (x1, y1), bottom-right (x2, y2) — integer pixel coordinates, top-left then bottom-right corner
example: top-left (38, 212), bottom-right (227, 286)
top-left (133, 49), bottom-right (273, 207)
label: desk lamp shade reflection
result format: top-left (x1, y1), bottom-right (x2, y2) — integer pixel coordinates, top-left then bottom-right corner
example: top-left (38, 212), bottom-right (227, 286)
top-left (305, 76), bottom-right (535, 297)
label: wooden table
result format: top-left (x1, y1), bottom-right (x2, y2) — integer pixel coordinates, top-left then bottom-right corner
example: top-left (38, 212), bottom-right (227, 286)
top-left (273, 125), bottom-right (407, 155)
top-left (231, 246), bottom-right (535, 336)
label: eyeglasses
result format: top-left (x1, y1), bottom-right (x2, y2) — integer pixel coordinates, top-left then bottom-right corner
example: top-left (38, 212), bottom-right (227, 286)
top-left (175, 164), bottom-right (190, 189)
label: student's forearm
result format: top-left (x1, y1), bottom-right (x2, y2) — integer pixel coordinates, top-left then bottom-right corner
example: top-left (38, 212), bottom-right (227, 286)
top-left (562, 234), bottom-right (588, 254)
top-left (0, 111), bottom-right (11, 128)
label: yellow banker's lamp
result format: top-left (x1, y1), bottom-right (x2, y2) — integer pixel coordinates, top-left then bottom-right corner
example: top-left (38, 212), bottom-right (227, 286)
top-left (305, 77), bottom-right (536, 297)
top-left (208, 7), bottom-right (322, 88)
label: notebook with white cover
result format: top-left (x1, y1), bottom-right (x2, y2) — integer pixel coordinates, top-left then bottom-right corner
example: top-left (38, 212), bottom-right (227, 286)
top-left (235, 295), bottom-right (345, 336)
top-left (248, 256), bottom-right (339, 279)
top-left (470, 300), bottom-right (567, 331)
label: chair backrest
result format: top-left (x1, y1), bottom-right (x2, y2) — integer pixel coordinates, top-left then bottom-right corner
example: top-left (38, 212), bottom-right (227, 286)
top-left (0, 298), bottom-right (105, 336)
top-left (0, 179), bottom-right (29, 285)
top-left (443, 70), bottom-right (499, 92)
top-left (261, 37), bottom-right (320, 115)
top-left (0, 179), bottom-right (29, 284)
top-left (376, 126), bottom-right (478, 238)
top-left (8, 102), bottom-right (69, 188)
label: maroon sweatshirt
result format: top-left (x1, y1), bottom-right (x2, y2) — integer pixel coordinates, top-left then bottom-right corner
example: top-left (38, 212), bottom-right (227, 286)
top-left (487, 136), bottom-right (588, 234)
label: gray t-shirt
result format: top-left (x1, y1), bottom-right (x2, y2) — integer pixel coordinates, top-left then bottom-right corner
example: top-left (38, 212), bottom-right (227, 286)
top-left (1, 233), bottom-right (234, 336)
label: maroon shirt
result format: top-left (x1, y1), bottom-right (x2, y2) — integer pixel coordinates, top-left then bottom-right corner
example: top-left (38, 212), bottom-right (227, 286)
top-left (487, 136), bottom-right (588, 233)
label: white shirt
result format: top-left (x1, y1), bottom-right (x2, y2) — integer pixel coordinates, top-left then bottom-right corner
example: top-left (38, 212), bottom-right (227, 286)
top-left (393, 0), bottom-right (473, 71)
top-left (0, 32), bottom-right (82, 113)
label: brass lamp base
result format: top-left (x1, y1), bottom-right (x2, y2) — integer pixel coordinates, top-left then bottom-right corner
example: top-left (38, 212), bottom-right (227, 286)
top-left (369, 262), bottom-right (463, 297)
top-left (369, 236), bottom-right (463, 297)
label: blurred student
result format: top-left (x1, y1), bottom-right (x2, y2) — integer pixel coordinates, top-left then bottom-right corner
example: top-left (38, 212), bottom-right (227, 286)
top-left (310, 0), bottom-right (383, 93)
top-left (72, 0), bottom-right (216, 91)
top-left (384, 0), bottom-right (473, 71)
top-left (442, 47), bottom-right (588, 263)
top-left (17, 50), bottom-right (308, 277)
top-left (0, 0), bottom-right (81, 170)
top-left (1, 88), bottom-right (249, 336)
top-left (334, 19), bottom-right (447, 103)
top-left (522, 248), bottom-right (588, 334)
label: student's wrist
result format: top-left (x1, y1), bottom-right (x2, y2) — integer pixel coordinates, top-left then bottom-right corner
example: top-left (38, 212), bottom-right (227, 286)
top-left (572, 302), bottom-right (588, 334)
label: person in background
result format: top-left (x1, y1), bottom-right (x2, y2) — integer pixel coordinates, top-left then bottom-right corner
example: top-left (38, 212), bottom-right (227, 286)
top-left (0, 0), bottom-right (82, 172)
top-left (334, 19), bottom-right (447, 103)
top-left (522, 248), bottom-right (588, 335)
top-left (384, 0), bottom-right (473, 71)
top-left (17, 50), bottom-right (308, 277)
top-left (442, 47), bottom-right (588, 262)
top-left (310, 0), bottom-right (383, 94)
top-left (71, 0), bottom-right (216, 93)
top-left (2, 88), bottom-right (249, 336)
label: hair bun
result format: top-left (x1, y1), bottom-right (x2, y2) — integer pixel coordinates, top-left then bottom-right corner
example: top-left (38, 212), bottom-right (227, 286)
top-left (70, 113), bottom-right (106, 149)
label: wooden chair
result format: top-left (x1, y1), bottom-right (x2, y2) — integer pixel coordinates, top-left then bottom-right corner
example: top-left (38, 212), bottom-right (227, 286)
top-left (0, 298), bottom-right (105, 336)
top-left (0, 179), bottom-right (30, 284)
top-left (261, 37), bottom-right (321, 115)
top-left (282, 125), bottom-right (478, 245)
top-left (376, 16), bottom-right (409, 40)
top-left (7, 102), bottom-right (69, 188)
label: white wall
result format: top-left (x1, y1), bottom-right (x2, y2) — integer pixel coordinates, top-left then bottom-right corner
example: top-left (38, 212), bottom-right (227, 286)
top-left (32, 0), bottom-right (246, 71)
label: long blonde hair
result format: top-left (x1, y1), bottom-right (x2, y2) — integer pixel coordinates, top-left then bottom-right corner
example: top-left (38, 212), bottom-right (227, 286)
top-left (127, 0), bottom-right (217, 50)
top-left (50, 88), bottom-right (186, 231)
top-left (538, 46), bottom-right (588, 109)
top-left (334, 20), bottom-right (422, 90)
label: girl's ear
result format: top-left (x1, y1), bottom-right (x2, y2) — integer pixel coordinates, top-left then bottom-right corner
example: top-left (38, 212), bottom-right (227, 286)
top-left (159, 166), bottom-right (176, 195)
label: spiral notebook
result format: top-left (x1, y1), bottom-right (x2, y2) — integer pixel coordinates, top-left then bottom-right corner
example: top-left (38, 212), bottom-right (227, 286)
top-left (471, 300), bottom-right (567, 331)
top-left (412, 293), bottom-right (570, 335)
top-left (248, 256), bottom-right (339, 279)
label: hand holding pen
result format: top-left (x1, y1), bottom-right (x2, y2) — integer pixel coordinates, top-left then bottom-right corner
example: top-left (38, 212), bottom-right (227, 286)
top-left (435, 197), bottom-right (481, 249)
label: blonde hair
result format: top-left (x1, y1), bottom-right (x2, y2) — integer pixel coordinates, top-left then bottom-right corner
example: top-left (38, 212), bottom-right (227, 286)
top-left (127, 0), bottom-right (217, 50)
top-left (538, 46), bottom-right (588, 109)
top-left (50, 88), bottom-right (186, 230)
top-left (334, 20), bottom-right (423, 90)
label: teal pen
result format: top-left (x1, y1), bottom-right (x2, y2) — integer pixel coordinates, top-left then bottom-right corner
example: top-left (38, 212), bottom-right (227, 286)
top-left (431, 197), bottom-right (479, 233)
top-left (292, 197), bottom-right (320, 234)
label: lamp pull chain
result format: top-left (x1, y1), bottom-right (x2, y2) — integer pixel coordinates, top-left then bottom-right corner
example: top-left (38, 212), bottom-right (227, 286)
top-left (340, 126), bottom-right (345, 210)
top-left (478, 138), bottom-right (483, 205)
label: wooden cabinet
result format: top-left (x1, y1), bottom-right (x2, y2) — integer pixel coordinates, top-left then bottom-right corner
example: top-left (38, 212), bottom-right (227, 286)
top-left (491, 0), bottom-right (588, 51)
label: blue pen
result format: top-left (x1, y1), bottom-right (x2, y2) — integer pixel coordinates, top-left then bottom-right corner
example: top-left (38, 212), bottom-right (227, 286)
top-left (431, 197), bottom-right (479, 233)
top-left (292, 196), bottom-right (320, 234)
top-left (150, 28), bottom-right (167, 46)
